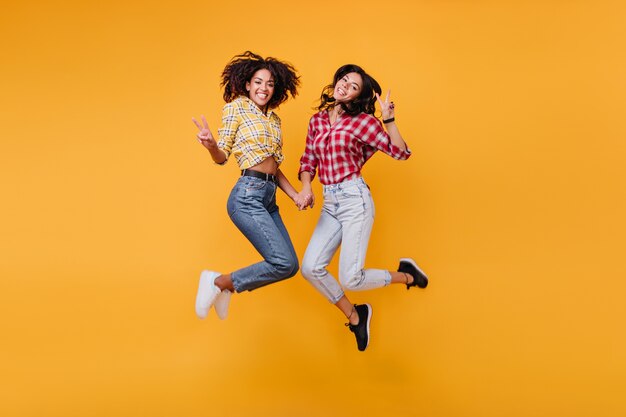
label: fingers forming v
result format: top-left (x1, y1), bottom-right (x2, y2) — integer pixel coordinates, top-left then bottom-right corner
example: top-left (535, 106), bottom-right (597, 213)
top-left (375, 93), bottom-right (384, 108)
top-left (192, 117), bottom-right (203, 131)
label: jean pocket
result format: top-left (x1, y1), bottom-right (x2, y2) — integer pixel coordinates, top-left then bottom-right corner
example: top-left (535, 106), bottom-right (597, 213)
top-left (340, 185), bottom-right (362, 199)
top-left (244, 177), bottom-right (267, 192)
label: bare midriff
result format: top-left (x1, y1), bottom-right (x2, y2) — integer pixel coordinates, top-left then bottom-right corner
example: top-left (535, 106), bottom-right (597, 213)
top-left (247, 156), bottom-right (279, 176)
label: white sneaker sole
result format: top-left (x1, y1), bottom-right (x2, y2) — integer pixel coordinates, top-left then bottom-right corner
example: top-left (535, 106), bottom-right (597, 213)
top-left (399, 257), bottom-right (428, 279)
top-left (195, 270), bottom-right (220, 319)
top-left (214, 289), bottom-right (232, 320)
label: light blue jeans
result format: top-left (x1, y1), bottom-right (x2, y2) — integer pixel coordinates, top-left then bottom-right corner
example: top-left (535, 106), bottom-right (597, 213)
top-left (301, 177), bottom-right (392, 304)
top-left (227, 176), bottom-right (299, 292)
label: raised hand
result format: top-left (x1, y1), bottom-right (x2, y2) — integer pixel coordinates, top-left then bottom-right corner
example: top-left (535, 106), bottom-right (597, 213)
top-left (375, 90), bottom-right (395, 121)
top-left (192, 115), bottom-right (218, 151)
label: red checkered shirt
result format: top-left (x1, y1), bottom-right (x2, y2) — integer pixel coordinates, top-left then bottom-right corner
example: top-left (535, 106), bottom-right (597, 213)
top-left (298, 111), bottom-right (412, 185)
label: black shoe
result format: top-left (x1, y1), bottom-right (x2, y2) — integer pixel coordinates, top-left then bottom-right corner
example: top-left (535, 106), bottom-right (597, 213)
top-left (398, 258), bottom-right (428, 289)
top-left (346, 304), bottom-right (372, 352)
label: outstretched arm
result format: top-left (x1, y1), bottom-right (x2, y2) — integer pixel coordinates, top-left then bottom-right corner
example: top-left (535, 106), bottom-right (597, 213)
top-left (276, 169), bottom-right (298, 201)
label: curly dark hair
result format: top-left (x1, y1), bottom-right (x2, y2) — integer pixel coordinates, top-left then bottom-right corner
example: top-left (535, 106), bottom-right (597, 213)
top-left (220, 51), bottom-right (300, 110)
top-left (316, 64), bottom-right (382, 116)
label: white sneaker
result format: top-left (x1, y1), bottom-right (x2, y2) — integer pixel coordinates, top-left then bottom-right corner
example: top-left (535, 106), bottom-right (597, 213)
top-left (195, 270), bottom-right (221, 319)
top-left (214, 289), bottom-right (232, 320)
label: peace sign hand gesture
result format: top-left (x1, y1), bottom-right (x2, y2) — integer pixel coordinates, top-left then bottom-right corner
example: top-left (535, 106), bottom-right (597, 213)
top-left (192, 115), bottom-right (218, 151)
top-left (375, 90), bottom-right (395, 121)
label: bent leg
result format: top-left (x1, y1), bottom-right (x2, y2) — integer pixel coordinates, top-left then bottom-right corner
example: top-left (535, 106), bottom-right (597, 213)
top-left (337, 183), bottom-right (390, 291)
top-left (227, 179), bottom-right (298, 292)
top-left (301, 209), bottom-right (344, 304)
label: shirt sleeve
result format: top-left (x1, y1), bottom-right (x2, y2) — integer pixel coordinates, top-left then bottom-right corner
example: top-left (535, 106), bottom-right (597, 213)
top-left (298, 117), bottom-right (319, 180)
top-left (216, 101), bottom-right (239, 164)
top-left (357, 115), bottom-right (412, 160)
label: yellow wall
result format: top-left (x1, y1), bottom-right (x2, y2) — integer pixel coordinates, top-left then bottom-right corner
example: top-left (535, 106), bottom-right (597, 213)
top-left (2, 1), bottom-right (625, 416)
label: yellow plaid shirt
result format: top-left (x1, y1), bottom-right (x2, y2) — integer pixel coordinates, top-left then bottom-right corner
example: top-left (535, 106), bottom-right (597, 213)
top-left (217, 96), bottom-right (284, 169)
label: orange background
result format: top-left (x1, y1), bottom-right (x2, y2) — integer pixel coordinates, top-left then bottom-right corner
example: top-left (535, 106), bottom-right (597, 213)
top-left (1, 1), bottom-right (625, 416)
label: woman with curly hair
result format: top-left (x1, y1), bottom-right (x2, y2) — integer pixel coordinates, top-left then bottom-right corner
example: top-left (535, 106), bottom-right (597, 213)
top-left (192, 51), bottom-right (311, 320)
top-left (297, 64), bottom-right (429, 351)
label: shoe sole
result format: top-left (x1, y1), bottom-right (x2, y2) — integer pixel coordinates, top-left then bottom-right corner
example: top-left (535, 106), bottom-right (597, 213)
top-left (214, 289), bottom-right (232, 320)
top-left (363, 303), bottom-right (372, 351)
top-left (195, 270), bottom-right (220, 319)
top-left (399, 257), bottom-right (428, 288)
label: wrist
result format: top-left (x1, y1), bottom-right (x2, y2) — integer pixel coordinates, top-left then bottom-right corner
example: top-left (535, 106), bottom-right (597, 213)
top-left (383, 117), bottom-right (395, 124)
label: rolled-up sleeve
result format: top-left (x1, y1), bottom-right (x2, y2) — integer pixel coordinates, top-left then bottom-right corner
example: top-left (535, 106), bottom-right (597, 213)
top-left (359, 116), bottom-right (411, 160)
top-left (298, 119), bottom-right (319, 180)
top-left (216, 102), bottom-right (239, 163)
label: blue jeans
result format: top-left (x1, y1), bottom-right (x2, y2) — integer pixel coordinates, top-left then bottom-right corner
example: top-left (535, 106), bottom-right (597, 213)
top-left (226, 176), bottom-right (299, 292)
top-left (301, 177), bottom-right (391, 304)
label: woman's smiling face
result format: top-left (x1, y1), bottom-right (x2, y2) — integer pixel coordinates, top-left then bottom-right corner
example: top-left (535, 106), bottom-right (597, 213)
top-left (246, 69), bottom-right (275, 108)
top-left (333, 72), bottom-right (363, 103)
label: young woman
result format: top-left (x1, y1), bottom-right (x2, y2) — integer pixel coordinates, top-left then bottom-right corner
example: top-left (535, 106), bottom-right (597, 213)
top-left (297, 64), bottom-right (428, 351)
top-left (192, 51), bottom-right (310, 320)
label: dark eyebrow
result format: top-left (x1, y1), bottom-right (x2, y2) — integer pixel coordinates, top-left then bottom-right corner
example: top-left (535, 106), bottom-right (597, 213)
top-left (344, 76), bottom-right (360, 90)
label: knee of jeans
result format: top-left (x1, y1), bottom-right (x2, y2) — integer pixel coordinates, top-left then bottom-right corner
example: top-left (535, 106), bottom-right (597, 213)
top-left (301, 257), bottom-right (321, 281)
top-left (301, 262), bottom-right (313, 280)
top-left (276, 256), bottom-right (299, 279)
top-left (287, 258), bottom-right (299, 278)
top-left (340, 270), bottom-right (363, 290)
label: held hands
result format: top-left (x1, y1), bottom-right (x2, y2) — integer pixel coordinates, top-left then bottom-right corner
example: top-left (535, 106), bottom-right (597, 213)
top-left (293, 190), bottom-right (314, 211)
top-left (375, 90), bottom-right (395, 121)
top-left (192, 115), bottom-right (217, 150)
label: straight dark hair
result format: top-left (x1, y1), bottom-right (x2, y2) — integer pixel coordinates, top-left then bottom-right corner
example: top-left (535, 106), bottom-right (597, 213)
top-left (317, 64), bottom-right (382, 116)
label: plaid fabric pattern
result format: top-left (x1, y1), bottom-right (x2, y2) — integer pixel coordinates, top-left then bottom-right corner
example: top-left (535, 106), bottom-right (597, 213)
top-left (299, 111), bottom-right (411, 185)
top-left (217, 96), bottom-right (283, 169)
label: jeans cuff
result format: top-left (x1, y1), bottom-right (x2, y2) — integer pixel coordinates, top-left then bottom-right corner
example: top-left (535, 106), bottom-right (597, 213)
top-left (330, 291), bottom-right (345, 304)
top-left (384, 270), bottom-right (392, 286)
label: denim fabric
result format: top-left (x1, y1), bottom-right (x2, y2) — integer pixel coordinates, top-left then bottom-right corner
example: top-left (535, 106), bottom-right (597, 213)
top-left (226, 176), bottom-right (299, 292)
top-left (301, 177), bottom-right (391, 303)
